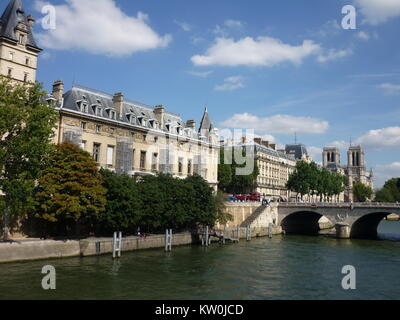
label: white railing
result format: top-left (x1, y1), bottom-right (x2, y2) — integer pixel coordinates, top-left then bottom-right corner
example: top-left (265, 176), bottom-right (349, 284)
top-left (278, 202), bottom-right (400, 208)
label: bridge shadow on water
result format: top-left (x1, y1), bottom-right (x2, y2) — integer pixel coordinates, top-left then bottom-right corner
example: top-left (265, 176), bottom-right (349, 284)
top-left (282, 210), bottom-right (400, 240)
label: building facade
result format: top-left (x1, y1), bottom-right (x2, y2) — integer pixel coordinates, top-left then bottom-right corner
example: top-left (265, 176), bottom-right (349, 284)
top-left (48, 81), bottom-right (220, 189)
top-left (0, 0), bottom-right (41, 83)
top-left (323, 145), bottom-right (373, 201)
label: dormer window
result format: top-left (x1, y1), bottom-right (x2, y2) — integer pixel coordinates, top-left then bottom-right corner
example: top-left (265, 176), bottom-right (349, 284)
top-left (80, 102), bottom-right (89, 113)
top-left (95, 106), bottom-right (102, 117)
top-left (166, 124), bottom-right (171, 132)
top-left (109, 110), bottom-right (116, 120)
top-left (149, 120), bottom-right (156, 129)
top-left (127, 114), bottom-right (136, 124)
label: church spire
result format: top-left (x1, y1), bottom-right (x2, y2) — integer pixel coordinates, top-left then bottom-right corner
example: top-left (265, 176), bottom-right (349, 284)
top-left (199, 106), bottom-right (214, 134)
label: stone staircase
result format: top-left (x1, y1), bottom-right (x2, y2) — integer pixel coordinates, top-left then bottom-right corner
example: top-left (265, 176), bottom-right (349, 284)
top-left (240, 205), bottom-right (267, 227)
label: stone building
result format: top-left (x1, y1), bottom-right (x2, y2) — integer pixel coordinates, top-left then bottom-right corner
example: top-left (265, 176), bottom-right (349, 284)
top-left (48, 81), bottom-right (220, 189)
top-left (322, 145), bottom-right (373, 201)
top-left (223, 137), bottom-right (297, 199)
top-left (0, 0), bottom-right (41, 83)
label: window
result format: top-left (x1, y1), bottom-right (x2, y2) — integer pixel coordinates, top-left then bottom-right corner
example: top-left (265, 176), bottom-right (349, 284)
top-left (19, 34), bottom-right (25, 45)
top-left (80, 102), bottom-right (88, 113)
top-left (25, 57), bottom-right (30, 65)
top-left (178, 158), bottom-right (183, 176)
top-left (95, 107), bottom-right (102, 117)
top-left (140, 151), bottom-right (146, 170)
top-left (80, 122), bottom-right (87, 130)
top-left (132, 149), bottom-right (136, 169)
top-left (7, 68), bottom-right (12, 77)
top-left (188, 160), bottom-right (192, 176)
top-left (109, 127), bottom-right (115, 135)
top-left (9, 52), bottom-right (13, 60)
top-left (93, 143), bottom-right (101, 163)
top-left (95, 125), bottom-right (101, 133)
top-left (152, 153), bottom-right (158, 172)
top-left (23, 73), bottom-right (28, 82)
top-left (107, 146), bottom-right (114, 167)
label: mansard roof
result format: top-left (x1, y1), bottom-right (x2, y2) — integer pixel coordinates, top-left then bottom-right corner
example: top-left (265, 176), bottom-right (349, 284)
top-left (60, 84), bottom-right (202, 140)
top-left (0, 0), bottom-right (40, 50)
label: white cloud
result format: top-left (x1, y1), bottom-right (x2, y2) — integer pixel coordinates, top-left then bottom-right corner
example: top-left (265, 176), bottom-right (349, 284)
top-left (356, 126), bottom-right (400, 150)
top-left (374, 162), bottom-right (400, 188)
top-left (220, 113), bottom-right (329, 134)
top-left (356, 31), bottom-right (370, 40)
top-left (355, 0), bottom-right (400, 25)
top-left (378, 83), bottom-right (400, 94)
top-left (34, 0), bottom-right (171, 56)
top-left (259, 134), bottom-right (277, 143)
top-left (214, 76), bottom-right (245, 91)
top-left (187, 70), bottom-right (213, 78)
top-left (326, 140), bottom-right (350, 150)
top-left (317, 49), bottom-right (353, 62)
top-left (191, 36), bottom-right (321, 67)
top-left (174, 20), bottom-right (192, 32)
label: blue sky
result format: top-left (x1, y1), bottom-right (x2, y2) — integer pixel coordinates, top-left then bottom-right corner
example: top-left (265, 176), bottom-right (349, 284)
top-left (13, 0), bottom-right (400, 187)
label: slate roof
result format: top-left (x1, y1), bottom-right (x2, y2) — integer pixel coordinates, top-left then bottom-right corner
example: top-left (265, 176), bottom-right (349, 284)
top-left (285, 144), bottom-right (308, 160)
top-left (60, 84), bottom-right (206, 140)
top-left (199, 107), bottom-right (214, 134)
top-left (0, 0), bottom-right (40, 50)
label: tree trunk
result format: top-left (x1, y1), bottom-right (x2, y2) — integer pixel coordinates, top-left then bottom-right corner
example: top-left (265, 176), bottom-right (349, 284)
top-left (2, 207), bottom-right (10, 241)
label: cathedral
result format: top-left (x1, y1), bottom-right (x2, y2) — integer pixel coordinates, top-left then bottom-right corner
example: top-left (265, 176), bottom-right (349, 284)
top-left (323, 145), bottom-right (374, 201)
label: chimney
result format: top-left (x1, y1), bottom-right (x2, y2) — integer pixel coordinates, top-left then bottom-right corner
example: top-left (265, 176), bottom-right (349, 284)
top-left (154, 105), bottom-right (165, 128)
top-left (186, 120), bottom-right (196, 131)
top-left (27, 15), bottom-right (35, 28)
top-left (241, 136), bottom-right (247, 144)
top-left (254, 137), bottom-right (262, 145)
top-left (261, 140), bottom-right (269, 148)
top-left (52, 80), bottom-right (64, 104)
top-left (270, 144), bottom-right (276, 150)
top-left (113, 92), bottom-right (124, 117)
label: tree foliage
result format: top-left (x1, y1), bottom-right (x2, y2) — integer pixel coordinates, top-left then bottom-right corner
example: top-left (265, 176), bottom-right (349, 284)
top-left (218, 147), bottom-right (259, 194)
top-left (98, 169), bottom-right (142, 234)
top-left (0, 77), bottom-right (58, 236)
top-left (32, 144), bottom-right (107, 236)
top-left (352, 182), bottom-right (373, 202)
top-left (375, 178), bottom-right (400, 203)
top-left (286, 161), bottom-right (345, 201)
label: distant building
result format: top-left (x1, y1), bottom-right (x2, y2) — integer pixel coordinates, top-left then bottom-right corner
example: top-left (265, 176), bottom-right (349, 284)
top-left (285, 144), bottom-right (313, 163)
top-left (323, 145), bottom-right (373, 201)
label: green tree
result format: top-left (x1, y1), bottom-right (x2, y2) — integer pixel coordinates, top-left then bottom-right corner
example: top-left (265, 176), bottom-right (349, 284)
top-left (287, 161), bottom-right (311, 199)
top-left (0, 77), bottom-right (58, 239)
top-left (98, 169), bottom-right (142, 235)
top-left (218, 149), bottom-right (232, 191)
top-left (375, 178), bottom-right (400, 202)
top-left (214, 190), bottom-right (233, 226)
top-left (32, 144), bottom-right (106, 236)
top-left (352, 182), bottom-right (373, 202)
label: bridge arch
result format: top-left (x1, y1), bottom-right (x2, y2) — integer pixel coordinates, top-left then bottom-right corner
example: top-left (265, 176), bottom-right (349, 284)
top-left (281, 211), bottom-right (334, 235)
top-left (350, 212), bottom-right (392, 239)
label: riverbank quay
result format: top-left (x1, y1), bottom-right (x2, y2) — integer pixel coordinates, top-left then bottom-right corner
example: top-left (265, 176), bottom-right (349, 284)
top-left (0, 225), bottom-right (282, 264)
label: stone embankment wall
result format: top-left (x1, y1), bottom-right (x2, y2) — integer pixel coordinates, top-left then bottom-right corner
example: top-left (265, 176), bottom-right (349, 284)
top-left (221, 202), bottom-right (264, 227)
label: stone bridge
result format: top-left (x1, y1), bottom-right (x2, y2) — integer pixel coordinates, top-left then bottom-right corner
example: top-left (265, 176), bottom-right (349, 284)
top-left (277, 203), bottom-right (400, 239)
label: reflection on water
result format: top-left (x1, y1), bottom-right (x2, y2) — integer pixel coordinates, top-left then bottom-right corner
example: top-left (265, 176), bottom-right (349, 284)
top-left (0, 221), bottom-right (399, 300)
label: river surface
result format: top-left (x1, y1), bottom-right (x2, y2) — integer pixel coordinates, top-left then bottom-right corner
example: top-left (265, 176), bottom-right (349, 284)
top-left (0, 221), bottom-right (399, 300)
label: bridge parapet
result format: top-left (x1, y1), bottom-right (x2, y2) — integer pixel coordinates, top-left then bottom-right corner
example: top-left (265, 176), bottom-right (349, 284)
top-left (278, 202), bottom-right (400, 209)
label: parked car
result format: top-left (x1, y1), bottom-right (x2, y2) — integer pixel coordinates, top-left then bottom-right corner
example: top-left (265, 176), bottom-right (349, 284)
top-left (235, 194), bottom-right (246, 202)
top-left (246, 192), bottom-right (261, 201)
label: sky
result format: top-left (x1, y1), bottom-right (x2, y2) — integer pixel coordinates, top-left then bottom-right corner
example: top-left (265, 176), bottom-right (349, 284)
top-left (10, 0), bottom-right (400, 188)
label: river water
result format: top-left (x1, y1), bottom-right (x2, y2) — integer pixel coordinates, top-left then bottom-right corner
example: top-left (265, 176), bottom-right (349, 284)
top-left (0, 221), bottom-right (399, 300)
